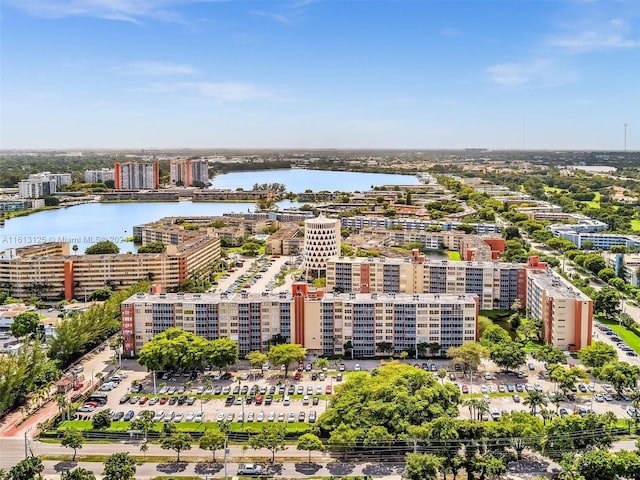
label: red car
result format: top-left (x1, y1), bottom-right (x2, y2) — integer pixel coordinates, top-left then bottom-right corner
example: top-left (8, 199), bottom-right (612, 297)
top-left (159, 397), bottom-right (169, 405)
top-left (139, 396), bottom-right (149, 405)
top-left (325, 385), bottom-right (332, 394)
top-left (73, 383), bottom-right (84, 391)
top-left (255, 394), bottom-right (263, 405)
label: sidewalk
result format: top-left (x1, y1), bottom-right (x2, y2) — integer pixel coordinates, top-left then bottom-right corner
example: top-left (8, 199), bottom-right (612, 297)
top-left (0, 345), bottom-right (115, 439)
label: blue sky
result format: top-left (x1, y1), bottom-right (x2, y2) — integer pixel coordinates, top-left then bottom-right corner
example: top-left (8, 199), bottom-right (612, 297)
top-left (1, 0), bottom-right (639, 150)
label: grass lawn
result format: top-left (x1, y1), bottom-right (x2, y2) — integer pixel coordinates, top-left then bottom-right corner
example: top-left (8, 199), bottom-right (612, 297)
top-left (632, 219), bottom-right (640, 232)
top-left (543, 185), bottom-right (562, 193)
top-left (447, 251), bottom-right (462, 261)
top-left (601, 319), bottom-right (640, 354)
top-left (57, 420), bottom-right (312, 434)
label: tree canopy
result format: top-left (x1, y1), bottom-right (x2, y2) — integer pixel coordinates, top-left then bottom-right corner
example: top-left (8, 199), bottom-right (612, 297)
top-left (85, 240), bottom-right (119, 255)
top-left (319, 362), bottom-right (461, 435)
top-left (267, 343), bottom-right (306, 378)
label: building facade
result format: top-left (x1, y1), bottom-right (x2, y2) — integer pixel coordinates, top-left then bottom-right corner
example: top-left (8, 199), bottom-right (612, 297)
top-left (18, 178), bottom-right (57, 199)
top-left (84, 168), bottom-right (115, 184)
top-left (302, 215), bottom-right (341, 276)
top-left (120, 289), bottom-right (478, 358)
top-left (326, 256), bottom-right (523, 311)
top-left (114, 162), bottom-right (159, 190)
top-left (169, 159), bottom-right (209, 186)
top-left (0, 235), bottom-right (220, 300)
top-left (524, 259), bottom-right (592, 351)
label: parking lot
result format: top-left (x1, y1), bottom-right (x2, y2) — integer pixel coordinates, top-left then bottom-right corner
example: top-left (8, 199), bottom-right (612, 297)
top-left (75, 364), bottom-right (340, 426)
top-left (70, 352), bottom-right (634, 428)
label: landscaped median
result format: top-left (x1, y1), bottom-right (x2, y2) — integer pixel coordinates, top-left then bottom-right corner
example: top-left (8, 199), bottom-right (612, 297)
top-left (601, 319), bottom-right (640, 355)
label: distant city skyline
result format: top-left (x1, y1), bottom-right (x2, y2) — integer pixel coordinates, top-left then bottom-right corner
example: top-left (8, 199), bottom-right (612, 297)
top-left (1, 0), bottom-right (638, 150)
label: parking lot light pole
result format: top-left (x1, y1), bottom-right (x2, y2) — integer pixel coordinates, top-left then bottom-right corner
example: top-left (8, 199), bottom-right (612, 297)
top-left (223, 437), bottom-right (228, 479)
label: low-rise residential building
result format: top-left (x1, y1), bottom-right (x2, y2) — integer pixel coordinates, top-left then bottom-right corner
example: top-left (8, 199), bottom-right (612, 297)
top-left (0, 234), bottom-right (220, 300)
top-left (604, 252), bottom-right (640, 287)
top-left (265, 223), bottom-right (304, 255)
top-left (551, 229), bottom-right (640, 250)
top-left (340, 216), bottom-right (502, 234)
top-left (120, 288), bottom-right (478, 358)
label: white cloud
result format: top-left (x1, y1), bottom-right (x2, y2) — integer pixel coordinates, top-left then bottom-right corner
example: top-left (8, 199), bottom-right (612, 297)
top-left (185, 82), bottom-right (274, 101)
top-left (250, 9), bottom-right (290, 24)
top-left (3, 0), bottom-right (223, 23)
top-left (118, 61), bottom-right (197, 76)
top-left (487, 59), bottom-right (577, 87)
top-left (136, 81), bottom-right (275, 101)
top-left (548, 18), bottom-right (639, 52)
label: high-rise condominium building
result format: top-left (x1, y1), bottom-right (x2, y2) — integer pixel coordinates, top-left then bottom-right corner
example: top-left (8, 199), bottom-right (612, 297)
top-left (169, 159), bottom-right (209, 186)
top-left (114, 162), bottom-right (159, 190)
top-left (84, 168), bottom-right (115, 184)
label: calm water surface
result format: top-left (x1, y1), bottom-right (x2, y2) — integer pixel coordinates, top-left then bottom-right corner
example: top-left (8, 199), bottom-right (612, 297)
top-left (1, 170), bottom-right (420, 252)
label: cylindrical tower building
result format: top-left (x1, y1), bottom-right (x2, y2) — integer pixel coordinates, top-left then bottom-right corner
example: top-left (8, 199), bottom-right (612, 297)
top-left (302, 214), bottom-right (341, 277)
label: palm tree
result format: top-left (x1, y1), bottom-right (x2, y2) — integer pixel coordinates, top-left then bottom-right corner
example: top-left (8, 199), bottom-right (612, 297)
top-left (464, 398), bottom-right (489, 420)
top-left (524, 390), bottom-right (548, 417)
top-left (476, 400), bottom-right (490, 421)
top-left (539, 407), bottom-right (555, 426)
top-left (140, 441), bottom-right (149, 462)
top-left (55, 394), bottom-right (69, 421)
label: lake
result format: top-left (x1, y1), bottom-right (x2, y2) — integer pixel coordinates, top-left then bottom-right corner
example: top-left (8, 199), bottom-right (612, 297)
top-left (1, 169), bottom-right (421, 252)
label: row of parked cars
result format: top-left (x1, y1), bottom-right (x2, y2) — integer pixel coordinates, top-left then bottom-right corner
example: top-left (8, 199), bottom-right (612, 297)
top-left (110, 409), bottom-right (205, 422)
top-left (597, 323), bottom-right (639, 357)
top-left (216, 410), bottom-right (318, 423)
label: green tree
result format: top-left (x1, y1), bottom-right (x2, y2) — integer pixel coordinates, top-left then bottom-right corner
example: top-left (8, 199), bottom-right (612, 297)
top-left (138, 328), bottom-right (212, 373)
top-left (8, 457), bottom-right (44, 480)
top-left (61, 429), bottom-right (84, 461)
top-left (138, 242), bottom-right (165, 253)
top-left (583, 254), bottom-right (607, 275)
top-left (592, 287), bottom-right (621, 320)
top-left (536, 344), bottom-right (567, 365)
top-left (404, 453), bottom-right (441, 480)
top-left (489, 340), bottom-right (527, 372)
top-left (10, 311), bottom-right (40, 339)
top-left (87, 288), bottom-right (113, 302)
top-left (315, 358), bottom-right (329, 371)
top-left (60, 468), bottom-right (96, 480)
top-left (91, 409), bottom-right (112, 429)
top-left (598, 268), bottom-right (616, 283)
top-left (447, 341), bottom-right (489, 373)
top-left (199, 428), bottom-right (226, 463)
top-left (524, 389), bottom-right (548, 416)
top-left (549, 364), bottom-right (587, 395)
top-left (296, 433), bottom-right (325, 464)
top-left (85, 240), bottom-right (119, 255)
top-left (103, 452), bottom-right (136, 480)
top-left (597, 361), bottom-right (640, 396)
top-left (578, 341), bottom-right (617, 368)
top-left (130, 410), bottom-right (155, 442)
top-left (160, 432), bottom-right (193, 462)
top-left (207, 337), bottom-right (239, 372)
top-left (248, 424), bottom-right (286, 463)
top-left (363, 425), bottom-right (394, 449)
top-left (268, 343), bottom-right (306, 378)
top-left (481, 324), bottom-right (511, 346)
top-left (327, 422), bottom-right (357, 460)
top-left (245, 351), bottom-right (268, 373)
top-left (576, 449), bottom-right (619, 480)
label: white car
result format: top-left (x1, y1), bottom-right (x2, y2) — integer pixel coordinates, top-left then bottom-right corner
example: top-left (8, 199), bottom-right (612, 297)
top-left (185, 412), bottom-right (195, 421)
top-left (78, 405), bottom-right (95, 412)
top-left (159, 386), bottom-right (169, 394)
top-left (152, 411), bottom-right (165, 421)
top-left (247, 412), bottom-right (255, 422)
top-left (238, 464), bottom-right (263, 476)
top-left (194, 412), bottom-right (204, 422)
top-left (165, 411), bottom-right (175, 421)
top-left (174, 412), bottom-right (184, 422)
top-left (354, 364), bottom-right (361, 371)
top-left (267, 412), bottom-right (275, 422)
top-left (216, 412), bottom-right (226, 421)
top-left (257, 411), bottom-right (265, 422)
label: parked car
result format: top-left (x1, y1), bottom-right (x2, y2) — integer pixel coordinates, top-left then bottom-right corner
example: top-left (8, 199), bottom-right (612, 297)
top-left (238, 464), bottom-right (263, 476)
